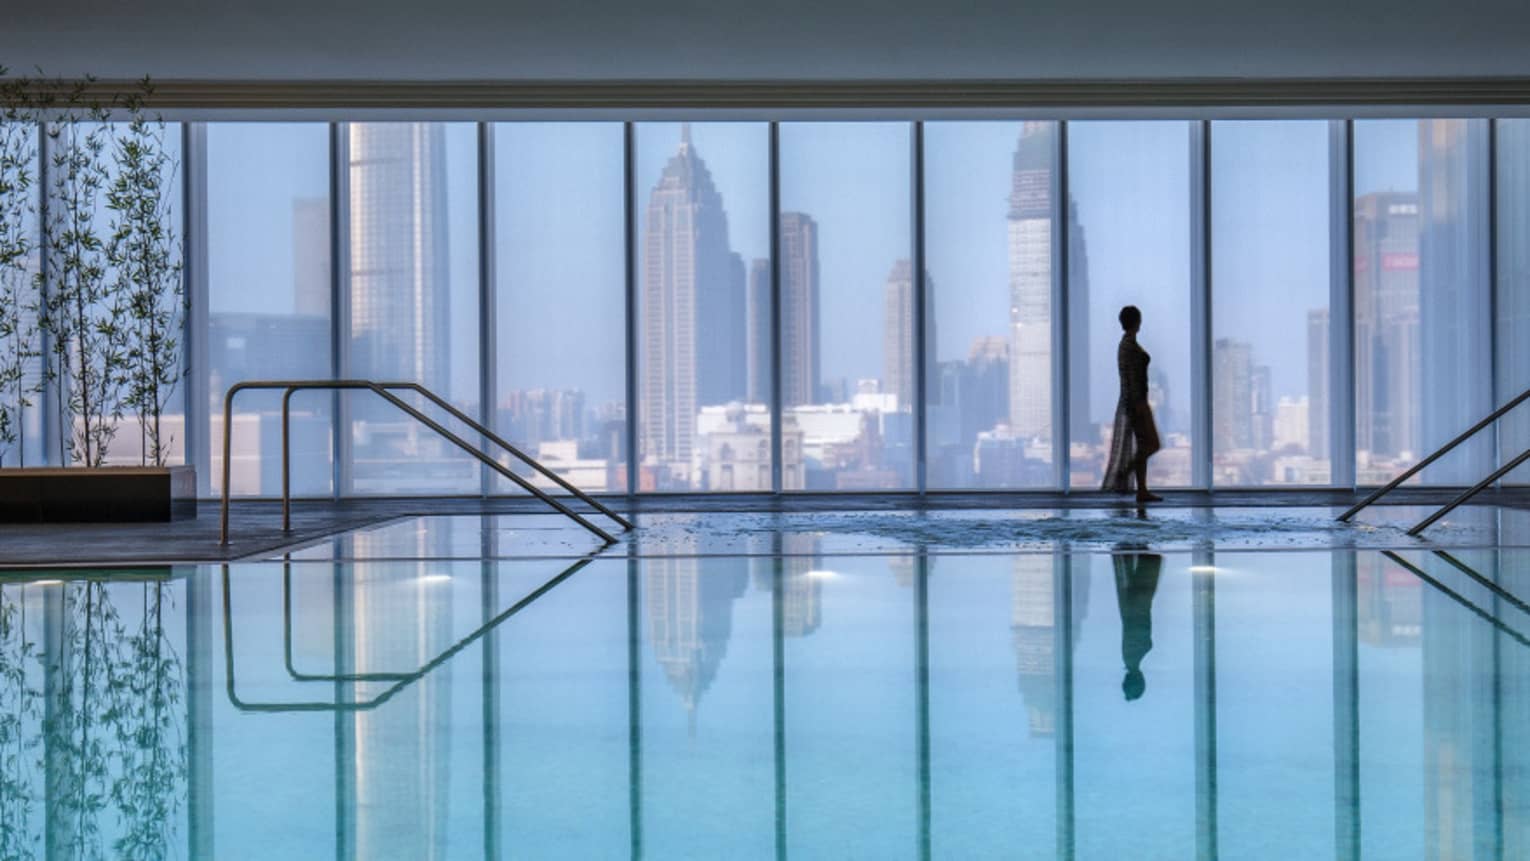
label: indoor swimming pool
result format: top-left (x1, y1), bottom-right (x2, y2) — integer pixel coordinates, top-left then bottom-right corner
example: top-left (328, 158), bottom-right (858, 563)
top-left (2, 509), bottom-right (1528, 859)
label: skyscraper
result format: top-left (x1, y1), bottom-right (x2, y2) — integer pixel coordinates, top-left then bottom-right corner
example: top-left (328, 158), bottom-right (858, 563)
top-left (1213, 338), bottom-right (1254, 452)
top-left (780, 212), bottom-right (820, 407)
top-left (1418, 120), bottom-right (1493, 483)
top-left (1307, 307), bottom-right (1330, 460)
top-left (347, 123), bottom-right (450, 391)
top-left (1007, 123), bottom-right (1090, 443)
top-left (1353, 191), bottom-right (1420, 463)
top-left (745, 257), bottom-right (771, 404)
top-left (292, 196), bottom-right (330, 318)
top-left (882, 258), bottom-right (935, 412)
top-left (640, 125), bottom-right (745, 484)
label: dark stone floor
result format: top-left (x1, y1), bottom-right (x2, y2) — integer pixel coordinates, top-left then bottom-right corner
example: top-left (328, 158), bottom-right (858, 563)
top-left (2, 488), bottom-right (1527, 568)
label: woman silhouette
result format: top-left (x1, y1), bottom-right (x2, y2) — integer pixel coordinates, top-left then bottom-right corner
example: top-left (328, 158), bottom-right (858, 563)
top-left (1102, 305), bottom-right (1162, 502)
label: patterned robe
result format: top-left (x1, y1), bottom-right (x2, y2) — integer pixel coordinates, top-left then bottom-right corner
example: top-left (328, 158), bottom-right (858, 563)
top-left (1101, 333), bottom-right (1160, 492)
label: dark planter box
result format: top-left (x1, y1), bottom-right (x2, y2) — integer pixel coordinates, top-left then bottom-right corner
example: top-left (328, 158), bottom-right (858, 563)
top-left (0, 466), bottom-right (197, 522)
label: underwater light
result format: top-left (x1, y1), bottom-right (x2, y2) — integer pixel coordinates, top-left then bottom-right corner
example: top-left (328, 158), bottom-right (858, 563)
top-left (1187, 565), bottom-right (1218, 574)
top-left (805, 570), bottom-right (839, 580)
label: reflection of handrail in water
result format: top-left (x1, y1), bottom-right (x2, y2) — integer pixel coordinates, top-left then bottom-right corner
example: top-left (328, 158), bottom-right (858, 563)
top-left (282, 560), bottom-right (410, 683)
top-left (1430, 550), bottom-right (1530, 617)
top-left (1380, 551), bottom-right (1530, 649)
top-left (221, 556), bottom-right (594, 713)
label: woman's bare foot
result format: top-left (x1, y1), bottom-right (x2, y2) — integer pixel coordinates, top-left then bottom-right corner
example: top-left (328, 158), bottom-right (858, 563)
top-left (1135, 491), bottom-right (1163, 503)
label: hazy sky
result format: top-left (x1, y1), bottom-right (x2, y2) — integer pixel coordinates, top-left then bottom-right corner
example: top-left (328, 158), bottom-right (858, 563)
top-left (205, 119), bottom-right (1426, 422)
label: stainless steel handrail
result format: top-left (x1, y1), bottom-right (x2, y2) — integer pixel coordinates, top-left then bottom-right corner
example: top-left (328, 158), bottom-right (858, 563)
top-left (1337, 386), bottom-right (1530, 522)
top-left (380, 382), bottom-right (633, 530)
top-left (219, 379), bottom-right (625, 546)
top-left (1408, 446), bottom-right (1530, 535)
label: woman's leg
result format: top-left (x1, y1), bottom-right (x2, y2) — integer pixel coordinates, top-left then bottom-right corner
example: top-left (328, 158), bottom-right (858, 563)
top-left (1133, 436), bottom-right (1162, 502)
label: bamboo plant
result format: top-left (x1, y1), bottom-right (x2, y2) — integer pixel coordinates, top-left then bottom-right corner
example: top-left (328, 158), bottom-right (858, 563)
top-left (0, 67), bottom-right (41, 467)
top-left (108, 81), bottom-right (184, 468)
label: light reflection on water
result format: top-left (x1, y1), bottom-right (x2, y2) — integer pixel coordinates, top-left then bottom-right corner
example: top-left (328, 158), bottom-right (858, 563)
top-left (2, 519), bottom-right (1529, 858)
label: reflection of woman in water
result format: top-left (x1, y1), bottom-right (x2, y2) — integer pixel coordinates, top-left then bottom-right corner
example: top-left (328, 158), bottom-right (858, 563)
top-left (1113, 548), bottom-right (1163, 701)
top-left (1102, 305), bottom-right (1163, 502)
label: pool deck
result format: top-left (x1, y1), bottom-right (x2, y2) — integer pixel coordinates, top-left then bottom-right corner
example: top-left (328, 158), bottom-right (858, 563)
top-left (4, 487), bottom-right (1530, 568)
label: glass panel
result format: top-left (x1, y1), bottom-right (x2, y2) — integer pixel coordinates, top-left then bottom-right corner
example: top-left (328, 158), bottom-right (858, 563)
top-left (924, 122), bottom-right (1069, 489)
top-left (206, 123), bottom-right (332, 496)
top-left (635, 123), bottom-right (771, 492)
top-left (1353, 120), bottom-right (1491, 485)
top-left (493, 123), bottom-right (626, 493)
top-left (1211, 121), bottom-right (1332, 486)
top-left (344, 122), bottom-right (480, 495)
top-left (0, 121), bottom-right (44, 468)
top-left (1068, 122), bottom-right (1194, 490)
top-left (1497, 119), bottom-right (1530, 484)
top-left (35, 121), bottom-right (186, 470)
top-left (778, 123), bottom-right (914, 491)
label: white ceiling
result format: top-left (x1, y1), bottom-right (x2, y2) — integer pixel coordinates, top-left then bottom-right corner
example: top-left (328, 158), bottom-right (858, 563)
top-left (5, 0), bottom-right (1529, 82)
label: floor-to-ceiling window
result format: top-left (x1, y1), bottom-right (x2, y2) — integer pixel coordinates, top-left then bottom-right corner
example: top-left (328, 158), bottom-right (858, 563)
top-left (492, 123), bottom-right (627, 493)
top-left (1067, 122), bottom-right (1196, 490)
top-left (1211, 121), bottom-right (1333, 486)
top-left (924, 122), bottom-right (1065, 489)
top-left (206, 123), bottom-right (332, 497)
top-left (1352, 120), bottom-right (1491, 486)
top-left (634, 123), bottom-right (772, 492)
top-left (342, 122), bottom-right (480, 496)
top-left (1497, 120), bottom-right (1530, 484)
top-left (14, 111), bottom-right (1522, 498)
top-left (778, 123), bottom-right (915, 491)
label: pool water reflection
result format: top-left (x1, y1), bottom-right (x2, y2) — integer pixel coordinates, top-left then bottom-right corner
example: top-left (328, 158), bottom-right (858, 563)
top-left (1, 533), bottom-right (1528, 858)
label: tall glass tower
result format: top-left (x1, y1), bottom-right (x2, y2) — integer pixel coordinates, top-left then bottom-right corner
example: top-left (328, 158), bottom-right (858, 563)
top-left (347, 123), bottom-right (451, 391)
top-left (640, 125), bottom-right (745, 486)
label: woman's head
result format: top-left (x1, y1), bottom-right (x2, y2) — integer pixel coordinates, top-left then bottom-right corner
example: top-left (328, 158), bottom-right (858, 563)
top-left (1119, 305), bottom-right (1142, 333)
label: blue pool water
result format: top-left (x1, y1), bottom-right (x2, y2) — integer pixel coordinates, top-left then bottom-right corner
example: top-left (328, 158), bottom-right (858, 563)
top-left (3, 508), bottom-right (1529, 859)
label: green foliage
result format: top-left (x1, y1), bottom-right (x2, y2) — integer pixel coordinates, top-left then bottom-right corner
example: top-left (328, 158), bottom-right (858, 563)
top-left (108, 81), bottom-right (184, 468)
top-left (0, 587), bottom-right (43, 858)
top-left (0, 75), bottom-right (41, 466)
top-left (1, 70), bottom-right (184, 469)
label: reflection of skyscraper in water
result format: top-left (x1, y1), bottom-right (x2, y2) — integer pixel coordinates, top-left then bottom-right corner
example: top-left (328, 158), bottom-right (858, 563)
top-left (345, 525), bottom-right (455, 859)
top-left (750, 534), bottom-right (823, 638)
top-left (647, 554), bottom-right (749, 734)
top-left (640, 126), bottom-right (747, 485)
top-left (1007, 123), bottom-right (1089, 443)
top-left (1357, 554), bottom-right (1421, 646)
top-left (883, 259), bottom-right (935, 412)
top-left (348, 123), bottom-right (450, 391)
top-left (780, 213), bottom-right (821, 407)
top-left (1011, 555), bottom-right (1089, 738)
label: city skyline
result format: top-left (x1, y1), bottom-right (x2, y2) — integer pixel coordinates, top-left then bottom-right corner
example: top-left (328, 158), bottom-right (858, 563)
top-left (196, 120), bottom-right (1443, 492)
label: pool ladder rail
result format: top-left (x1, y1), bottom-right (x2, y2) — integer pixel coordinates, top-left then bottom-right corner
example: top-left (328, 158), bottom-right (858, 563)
top-left (1338, 385), bottom-right (1530, 535)
top-left (217, 379), bottom-right (634, 547)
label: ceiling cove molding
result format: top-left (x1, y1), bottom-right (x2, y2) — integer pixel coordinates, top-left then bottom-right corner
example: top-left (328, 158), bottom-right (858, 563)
top-left (20, 77), bottom-right (1530, 113)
